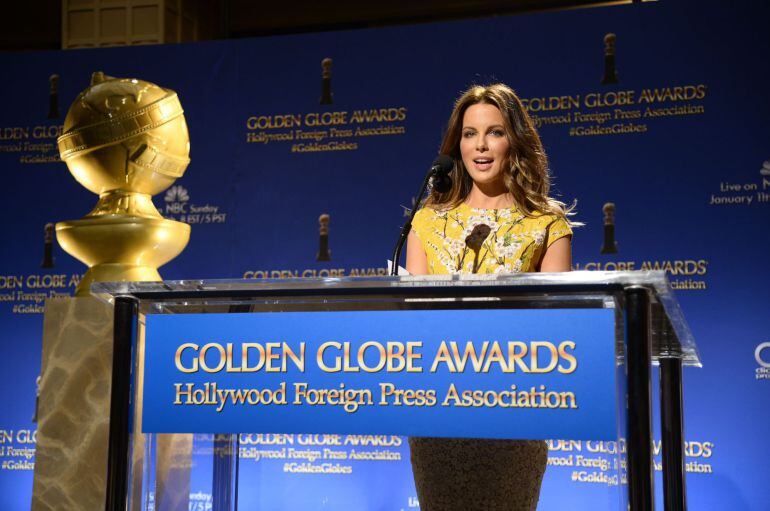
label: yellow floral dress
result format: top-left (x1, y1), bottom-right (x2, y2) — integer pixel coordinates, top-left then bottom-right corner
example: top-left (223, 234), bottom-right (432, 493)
top-left (411, 202), bottom-right (572, 274)
top-left (409, 202), bottom-right (573, 510)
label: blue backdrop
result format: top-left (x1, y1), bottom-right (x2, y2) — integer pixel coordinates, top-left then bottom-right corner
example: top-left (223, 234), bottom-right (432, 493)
top-left (0, 0), bottom-right (768, 509)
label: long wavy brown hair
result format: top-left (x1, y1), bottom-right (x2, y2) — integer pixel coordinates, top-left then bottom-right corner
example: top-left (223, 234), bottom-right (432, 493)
top-left (427, 83), bottom-right (576, 223)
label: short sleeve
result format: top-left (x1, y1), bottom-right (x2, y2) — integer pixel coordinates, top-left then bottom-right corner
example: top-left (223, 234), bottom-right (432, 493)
top-left (410, 207), bottom-right (432, 242)
top-left (545, 216), bottom-right (573, 247)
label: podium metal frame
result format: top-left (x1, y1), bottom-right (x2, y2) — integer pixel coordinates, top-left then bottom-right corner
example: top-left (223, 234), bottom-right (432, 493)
top-left (94, 271), bottom-right (698, 511)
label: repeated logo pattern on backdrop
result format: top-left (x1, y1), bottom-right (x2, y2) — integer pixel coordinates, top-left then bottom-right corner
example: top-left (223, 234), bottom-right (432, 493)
top-left (0, 1), bottom-right (768, 509)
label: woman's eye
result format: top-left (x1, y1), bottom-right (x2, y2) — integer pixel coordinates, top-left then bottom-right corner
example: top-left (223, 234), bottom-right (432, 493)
top-left (490, 129), bottom-right (505, 136)
top-left (462, 131), bottom-right (475, 138)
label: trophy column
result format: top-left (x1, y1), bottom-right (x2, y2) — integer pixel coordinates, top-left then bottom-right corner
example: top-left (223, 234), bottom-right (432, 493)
top-left (601, 202), bottom-right (618, 254)
top-left (601, 33), bottom-right (619, 85)
top-left (317, 213), bottom-right (331, 261)
top-left (320, 57), bottom-right (333, 104)
top-left (41, 223), bottom-right (55, 268)
top-left (48, 74), bottom-right (59, 119)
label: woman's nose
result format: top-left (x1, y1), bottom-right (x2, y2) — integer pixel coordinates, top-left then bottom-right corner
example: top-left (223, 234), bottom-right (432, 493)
top-left (476, 137), bottom-right (488, 151)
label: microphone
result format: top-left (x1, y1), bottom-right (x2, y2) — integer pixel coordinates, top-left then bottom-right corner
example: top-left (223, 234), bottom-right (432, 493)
top-left (390, 155), bottom-right (455, 275)
top-left (430, 154), bottom-right (454, 194)
top-left (430, 154), bottom-right (454, 175)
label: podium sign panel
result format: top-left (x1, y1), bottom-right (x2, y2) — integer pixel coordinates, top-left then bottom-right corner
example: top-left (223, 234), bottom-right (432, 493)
top-left (143, 308), bottom-right (616, 439)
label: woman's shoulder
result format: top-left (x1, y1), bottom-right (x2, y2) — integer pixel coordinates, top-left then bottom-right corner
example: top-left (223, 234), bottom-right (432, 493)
top-left (517, 209), bottom-right (572, 241)
top-left (523, 208), bottom-right (568, 225)
top-left (411, 204), bottom-right (462, 243)
top-left (529, 211), bottom-right (573, 246)
top-left (414, 204), bottom-right (459, 221)
top-left (411, 206), bottom-right (436, 238)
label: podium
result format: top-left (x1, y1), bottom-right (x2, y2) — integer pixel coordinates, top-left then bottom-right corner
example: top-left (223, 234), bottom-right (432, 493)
top-left (92, 271), bottom-right (699, 511)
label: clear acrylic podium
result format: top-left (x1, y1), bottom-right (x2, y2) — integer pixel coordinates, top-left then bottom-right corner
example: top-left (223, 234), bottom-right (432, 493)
top-left (93, 271), bottom-right (699, 511)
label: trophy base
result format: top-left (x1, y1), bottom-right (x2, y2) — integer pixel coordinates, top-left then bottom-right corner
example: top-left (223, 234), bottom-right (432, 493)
top-left (600, 244), bottom-right (618, 254)
top-left (77, 264), bottom-right (162, 296)
top-left (32, 296), bottom-right (192, 510)
top-left (56, 215), bottom-right (190, 296)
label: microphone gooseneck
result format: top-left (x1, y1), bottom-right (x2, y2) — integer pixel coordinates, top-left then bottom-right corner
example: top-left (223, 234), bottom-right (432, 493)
top-left (390, 155), bottom-right (455, 276)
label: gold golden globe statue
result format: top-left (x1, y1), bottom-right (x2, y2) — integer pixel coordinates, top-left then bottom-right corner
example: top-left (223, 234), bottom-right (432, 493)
top-left (56, 72), bottom-right (191, 295)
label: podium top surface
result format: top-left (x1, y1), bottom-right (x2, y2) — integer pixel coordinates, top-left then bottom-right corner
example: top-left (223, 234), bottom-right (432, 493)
top-left (92, 270), bottom-right (699, 366)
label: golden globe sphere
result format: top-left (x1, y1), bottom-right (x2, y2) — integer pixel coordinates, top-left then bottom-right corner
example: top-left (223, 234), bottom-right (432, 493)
top-left (56, 72), bottom-right (192, 295)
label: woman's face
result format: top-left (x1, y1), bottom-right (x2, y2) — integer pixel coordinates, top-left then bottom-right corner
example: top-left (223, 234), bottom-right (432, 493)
top-left (459, 103), bottom-right (511, 189)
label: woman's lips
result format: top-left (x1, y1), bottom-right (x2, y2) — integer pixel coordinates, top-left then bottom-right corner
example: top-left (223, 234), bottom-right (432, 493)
top-left (473, 158), bottom-right (494, 171)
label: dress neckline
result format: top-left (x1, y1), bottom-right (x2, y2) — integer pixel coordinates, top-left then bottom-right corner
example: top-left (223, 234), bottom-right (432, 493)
top-left (458, 201), bottom-right (518, 213)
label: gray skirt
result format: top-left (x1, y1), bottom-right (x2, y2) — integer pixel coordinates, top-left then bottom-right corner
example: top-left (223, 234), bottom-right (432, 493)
top-left (409, 437), bottom-right (548, 511)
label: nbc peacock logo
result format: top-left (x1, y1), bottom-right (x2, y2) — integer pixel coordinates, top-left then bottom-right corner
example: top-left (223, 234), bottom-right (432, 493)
top-left (161, 185), bottom-right (227, 225)
top-left (165, 185), bottom-right (190, 204)
top-left (163, 185), bottom-right (190, 216)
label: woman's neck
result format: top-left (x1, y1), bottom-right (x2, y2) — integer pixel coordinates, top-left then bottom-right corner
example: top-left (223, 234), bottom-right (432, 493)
top-left (465, 184), bottom-right (514, 209)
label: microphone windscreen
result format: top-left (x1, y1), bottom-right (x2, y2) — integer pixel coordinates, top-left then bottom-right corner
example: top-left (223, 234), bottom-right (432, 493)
top-left (465, 224), bottom-right (491, 251)
top-left (432, 173), bottom-right (452, 193)
top-left (432, 154), bottom-right (455, 175)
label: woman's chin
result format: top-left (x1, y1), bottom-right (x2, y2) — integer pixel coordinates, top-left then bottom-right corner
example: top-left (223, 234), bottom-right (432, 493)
top-left (470, 173), bottom-right (504, 188)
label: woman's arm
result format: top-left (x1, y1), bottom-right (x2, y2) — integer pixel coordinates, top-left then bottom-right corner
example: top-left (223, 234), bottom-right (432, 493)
top-left (539, 236), bottom-right (572, 272)
top-left (405, 230), bottom-right (429, 275)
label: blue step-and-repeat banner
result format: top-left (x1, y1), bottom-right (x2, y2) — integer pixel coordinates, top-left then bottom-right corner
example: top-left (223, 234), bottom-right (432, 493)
top-left (0, 0), bottom-right (768, 509)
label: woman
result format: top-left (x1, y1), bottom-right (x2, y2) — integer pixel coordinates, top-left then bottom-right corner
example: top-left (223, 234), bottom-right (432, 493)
top-left (406, 83), bottom-right (576, 510)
